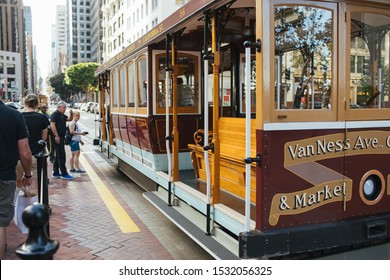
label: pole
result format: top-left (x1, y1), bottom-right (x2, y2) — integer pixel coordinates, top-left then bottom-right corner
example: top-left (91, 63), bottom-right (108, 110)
top-left (36, 140), bottom-right (50, 236)
top-left (204, 11), bottom-right (212, 235)
top-left (165, 34), bottom-right (173, 206)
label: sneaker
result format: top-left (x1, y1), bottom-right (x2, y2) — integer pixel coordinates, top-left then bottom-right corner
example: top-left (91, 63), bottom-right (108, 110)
top-left (52, 172), bottom-right (61, 179)
top-left (61, 174), bottom-right (74, 180)
top-left (69, 169), bottom-right (76, 173)
top-left (75, 169), bottom-right (86, 174)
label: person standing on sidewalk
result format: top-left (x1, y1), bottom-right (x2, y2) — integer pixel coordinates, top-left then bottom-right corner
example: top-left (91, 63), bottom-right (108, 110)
top-left (68, 110), bottom-right (88, 174)
top-left (50, 101), bottom-right (74, 180)
top-left (16, 94), bottom-right (49, 194)
top-left (39, 103), bottom-right (55, 163)
top-left (0, 88), bottom-right (32, 259)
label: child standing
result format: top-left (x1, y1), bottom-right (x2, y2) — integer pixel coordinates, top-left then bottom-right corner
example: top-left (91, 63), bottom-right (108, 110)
top-left (68, 110), bottom-right (88, 173)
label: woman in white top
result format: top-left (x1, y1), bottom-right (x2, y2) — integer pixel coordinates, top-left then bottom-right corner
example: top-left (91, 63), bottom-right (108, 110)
top-left (68, 110), bottom-right (88, 173)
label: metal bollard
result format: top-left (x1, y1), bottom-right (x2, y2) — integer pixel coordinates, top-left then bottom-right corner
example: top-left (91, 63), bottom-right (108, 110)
top-left (36, 140), bottom-right (50, 235)
top-left (15, 203), bottom-right (59, 260)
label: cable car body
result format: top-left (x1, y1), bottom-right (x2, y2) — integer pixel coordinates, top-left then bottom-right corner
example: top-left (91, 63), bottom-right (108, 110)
top-left (96, 0), bottom-right (390, 258)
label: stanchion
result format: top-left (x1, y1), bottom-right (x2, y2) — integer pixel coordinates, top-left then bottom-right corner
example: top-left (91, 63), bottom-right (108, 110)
top-left (36, 140), bottom-right (50, 236)
top-left (15, 140), bottom-right (59, 259)
top-left (15, 203), bottom-right (59, 260)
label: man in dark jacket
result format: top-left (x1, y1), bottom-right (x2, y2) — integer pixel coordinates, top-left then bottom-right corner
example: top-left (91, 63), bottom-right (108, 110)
top-left (50, 101), bottom-right (74, 180)
top-left (0, 88), bottom-right (33, 259)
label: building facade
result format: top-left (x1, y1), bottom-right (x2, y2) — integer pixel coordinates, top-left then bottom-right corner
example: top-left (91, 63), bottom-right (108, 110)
top-left (24, 5), bottom-right (34, 94)
top-left (51, 4), bottom-right (67, 76)
top-left (0, 51), bottom-right (22, 100)
top-left (66, 0), bottom-right (93, 66)
top-left (90, 0), bottom-right (103, 64)
top-left (0, 0), bottom-right (25, 100)
top-left (101, 0), bottom-right (188, 63)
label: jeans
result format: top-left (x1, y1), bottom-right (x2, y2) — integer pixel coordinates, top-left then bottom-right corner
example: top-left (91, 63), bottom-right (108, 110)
top-left (53, 137), bottom-right (68, 175)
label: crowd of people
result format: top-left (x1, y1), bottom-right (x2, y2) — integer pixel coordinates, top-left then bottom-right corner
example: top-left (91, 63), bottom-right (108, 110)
top-left (0, 91), bottom-right (88, 260)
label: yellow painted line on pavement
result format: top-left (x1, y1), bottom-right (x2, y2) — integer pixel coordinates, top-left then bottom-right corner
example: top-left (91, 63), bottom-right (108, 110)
top-left (79, 154), bottom-right (140, 233)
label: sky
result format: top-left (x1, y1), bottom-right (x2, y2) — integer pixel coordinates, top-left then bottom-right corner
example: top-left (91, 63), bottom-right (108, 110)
top-left (23, 0), bottom-right (66, 81)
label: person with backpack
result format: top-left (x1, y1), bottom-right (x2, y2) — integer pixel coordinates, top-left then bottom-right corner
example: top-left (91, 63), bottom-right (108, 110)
top-left (68, 110), bottom-right (88, 174)
top-left (50, 101), bottom-right (74, 180)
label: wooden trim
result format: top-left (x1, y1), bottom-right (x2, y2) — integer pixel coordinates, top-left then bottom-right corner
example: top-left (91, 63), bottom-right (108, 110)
top-left (154, 51), bottom-right (200, 115)
top-left (267, 1), bottom-right (338, 123)
top-left (344, 5), bottom-right (390, 121)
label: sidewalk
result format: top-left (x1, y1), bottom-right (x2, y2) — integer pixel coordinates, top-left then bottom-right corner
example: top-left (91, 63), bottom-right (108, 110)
top-left (5, 142), bottom-right (212, 260)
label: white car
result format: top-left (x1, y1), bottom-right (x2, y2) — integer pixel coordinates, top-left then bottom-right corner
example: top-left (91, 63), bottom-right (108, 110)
top-left (80, 103), bottom-right (88, 111)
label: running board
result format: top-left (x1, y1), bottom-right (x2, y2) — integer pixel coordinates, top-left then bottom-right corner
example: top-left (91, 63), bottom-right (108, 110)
top-left (143, 191), bottom-right (240, 260)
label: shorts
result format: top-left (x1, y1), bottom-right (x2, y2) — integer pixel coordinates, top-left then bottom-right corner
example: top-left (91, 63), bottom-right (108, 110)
top-left (0, 180), bottom-right (16, 227)
top-left (69, 140), bottom-right (80, 152)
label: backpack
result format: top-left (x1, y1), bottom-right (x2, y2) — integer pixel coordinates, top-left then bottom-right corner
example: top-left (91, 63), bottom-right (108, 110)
top-left (64, 123), bottom-right (77, 145)
top-left (64, 126), bottom-right (72, 145)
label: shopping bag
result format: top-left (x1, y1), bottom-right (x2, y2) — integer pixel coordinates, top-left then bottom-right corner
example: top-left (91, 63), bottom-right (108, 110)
top-left (13, 189), bottom-right (38, 234)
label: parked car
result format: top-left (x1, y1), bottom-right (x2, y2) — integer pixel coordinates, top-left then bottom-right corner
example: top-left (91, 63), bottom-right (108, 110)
top-left (72, 102), bottom-right (82, 109)
top-left (86, 102), bottom-right (95, 112)
top-left (90, 103), bottom-right (99, 114)
top-left (80, 103), bottom-right (88, 111)
top-left (5, 101), bottom-right (24, 110)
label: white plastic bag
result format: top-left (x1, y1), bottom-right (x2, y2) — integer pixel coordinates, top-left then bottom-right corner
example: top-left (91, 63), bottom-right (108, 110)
top-left (13, 189), bottom-right (38, 234)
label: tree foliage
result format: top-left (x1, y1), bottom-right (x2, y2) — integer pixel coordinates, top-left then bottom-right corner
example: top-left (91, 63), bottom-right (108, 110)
top-left (49, 73), bottom-right (80, 101)
top-left (65, 62), bottom-right (99, 100)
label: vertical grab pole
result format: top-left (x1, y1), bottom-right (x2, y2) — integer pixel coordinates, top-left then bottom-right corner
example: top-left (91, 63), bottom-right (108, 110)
top-left (211, 11), bottom-right (221, 203)
top-left (171, 34), bottom-right (179, 182)
top-left (244, 45), bottom-right (252, 233)
top-left (243, 40), bottom-right (261, 233)
top-left (203, 11), bottom-right (212, 235)
top-left (165, 34), bottom-right (173, 206)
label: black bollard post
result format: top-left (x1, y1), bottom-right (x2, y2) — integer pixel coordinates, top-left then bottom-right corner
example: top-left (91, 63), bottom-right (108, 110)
top-left (35, 140), bottom-right (50, 235)
top-left (15, 203), bottom-right (59, 260)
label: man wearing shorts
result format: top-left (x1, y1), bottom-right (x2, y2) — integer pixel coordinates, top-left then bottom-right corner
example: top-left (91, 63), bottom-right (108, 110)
top-left (0, 88), bottom-right (33, 259)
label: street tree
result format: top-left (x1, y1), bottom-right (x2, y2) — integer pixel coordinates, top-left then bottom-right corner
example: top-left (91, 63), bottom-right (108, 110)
top-left (49, 73), bottom-right (81, 101)
top-left (65, 62), bottom-right (99, 101)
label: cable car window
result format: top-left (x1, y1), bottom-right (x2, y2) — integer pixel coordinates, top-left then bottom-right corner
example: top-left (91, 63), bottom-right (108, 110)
top-left (112, 69), bottom-right (118, 108)
top-left (127, 62), bottom-right (135, 108)
top-left (119, 67), bottom-right (126, 107)
top-left (137, 57), bottom-right (147, 107)
top-left (349, 12), bottom-right (390, 109)
top-left (274, 6), bottom-right (333, 110)
top-left (177, 55), bottom-right (196, 107)
top-left (154, 52), bottom-right (199, 114)
top-left (156, 55), bottom-right (168, 108)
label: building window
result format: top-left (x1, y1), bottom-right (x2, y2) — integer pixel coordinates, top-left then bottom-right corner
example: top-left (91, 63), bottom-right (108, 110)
top-left (152, 0), bottom-right (158, 10)
top-left (152, 18), bottom-right (158, 27)
top-left (7, 64), bottom-right (15, 75)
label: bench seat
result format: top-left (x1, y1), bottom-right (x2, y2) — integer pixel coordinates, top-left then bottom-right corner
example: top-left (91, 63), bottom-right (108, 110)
top-left (188, 117), bottom-right (256, 203)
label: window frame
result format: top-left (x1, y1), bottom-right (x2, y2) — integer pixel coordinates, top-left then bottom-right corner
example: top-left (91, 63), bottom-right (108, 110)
top-left (136, 55), bottom-right (148, 115)
top-left (266, 1), bottom-right (338, 123)
top-left (153, 50), bottom-right (200, 115)
top-left (111, 69), bottom-right (119, 113)
top-left (344, 5), bottom-right (390, 121)
top-left (126, 60), bottom-right (136, 114)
